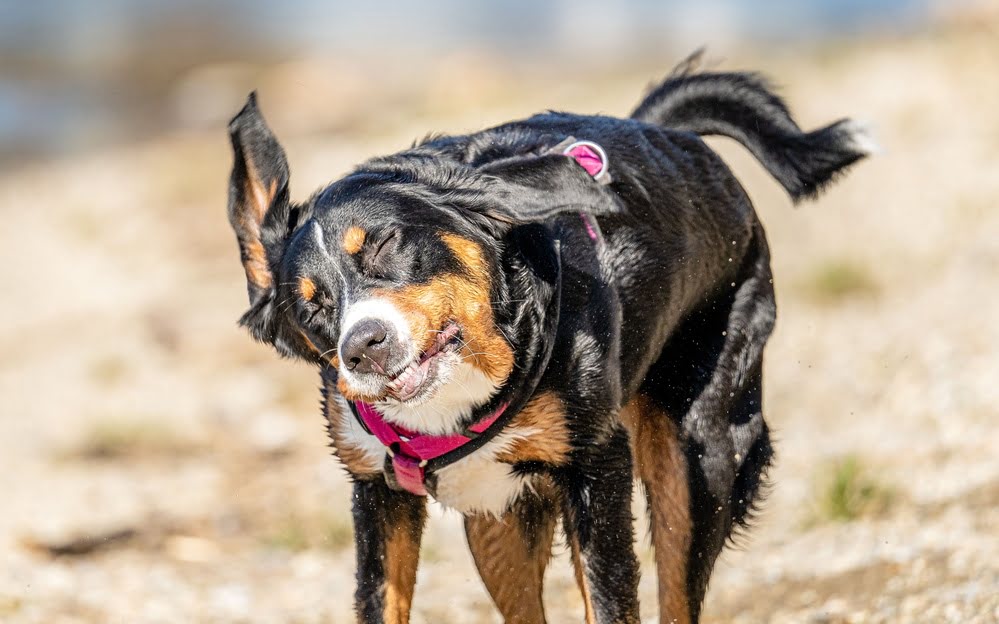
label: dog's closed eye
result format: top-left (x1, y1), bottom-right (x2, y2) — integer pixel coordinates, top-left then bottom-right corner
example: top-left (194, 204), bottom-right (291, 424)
top-left (304, 304), bottom-right (324, 325)
top-left (364, 231), bottom-right (398, 279)
top-left (299, 289), bottom-right (335, 326)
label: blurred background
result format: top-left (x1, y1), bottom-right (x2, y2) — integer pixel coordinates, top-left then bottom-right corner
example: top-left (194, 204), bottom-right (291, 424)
top-left (1, 1), bottom-right (997, 622)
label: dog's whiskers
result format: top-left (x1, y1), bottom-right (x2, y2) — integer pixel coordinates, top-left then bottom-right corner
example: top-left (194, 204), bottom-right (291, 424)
top-left (275, 296), bottom-right (298, 314)
top-left (491, 298), bottom-right (530, 306)
top-left (455, 336), bottom-right (497, 365)
top-left (493, 324), bottom-right (515, 344)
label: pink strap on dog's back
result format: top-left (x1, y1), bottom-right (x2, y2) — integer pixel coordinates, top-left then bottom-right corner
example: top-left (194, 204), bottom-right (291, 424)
top-left (564, 142), bottom-right (605, 177)
top-left (560, 140), bottom-right (608, 241)
top-left (563, 139), bottom-right (611, 185)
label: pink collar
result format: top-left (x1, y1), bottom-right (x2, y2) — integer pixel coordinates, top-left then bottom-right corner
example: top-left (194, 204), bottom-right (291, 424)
top-left (353, 400), bottom-right (508, 495)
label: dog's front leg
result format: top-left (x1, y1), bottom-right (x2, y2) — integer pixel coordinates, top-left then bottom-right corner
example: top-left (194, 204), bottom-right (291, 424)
top-left (465, 478), bottom-right (559, 623)
top-left (352, 478), bottom-right (427, 624)
top-left (561, 425), bottom-right (640, 624)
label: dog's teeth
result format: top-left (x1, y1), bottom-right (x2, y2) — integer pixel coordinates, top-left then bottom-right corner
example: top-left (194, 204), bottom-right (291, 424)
top-left (384, 339), bottom-right (449, 402)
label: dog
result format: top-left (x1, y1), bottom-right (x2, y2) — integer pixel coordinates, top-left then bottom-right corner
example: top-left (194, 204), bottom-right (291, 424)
top-left (225, 53), bottom-right (868, 623)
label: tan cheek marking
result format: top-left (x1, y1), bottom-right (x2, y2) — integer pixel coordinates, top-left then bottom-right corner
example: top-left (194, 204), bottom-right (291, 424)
top-left (336, 376), bottom-right (381, 403)
top-left (296, 329), bottom-right (319, 354)
top-left (441, 232), bottom-right (484, 272)
top-left (379, 273), bottom-right (514, 383)
top-left (374, 233), bottom-right (514, 383)
top-left (620, 395), bottom-right (692, 624)
top-left (497, 392), bottom-right (571, 465)
top-left (298, 277), bottom-right (316, 301)
top-left (343, 226), bottom-right (367, 254)
top-left (302, 334), bottom-right (338, 367)
top-left (441, 233), bottom-right (514, 381)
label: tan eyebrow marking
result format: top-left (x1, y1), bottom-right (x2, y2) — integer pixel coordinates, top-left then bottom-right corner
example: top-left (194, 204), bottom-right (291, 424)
top-left (343, 226), bottom-right (367, 255)
top-left (299, 276), bottom-right (317, 301)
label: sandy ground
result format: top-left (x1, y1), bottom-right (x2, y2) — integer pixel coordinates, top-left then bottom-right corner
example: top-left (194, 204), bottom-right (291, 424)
top-left (1, 30), bottom-right (997, 623)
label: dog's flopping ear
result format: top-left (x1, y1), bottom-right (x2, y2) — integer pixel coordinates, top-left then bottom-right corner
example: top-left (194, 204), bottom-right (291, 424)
top-left (227, 92), bottom-right (293, 306)
top-left (227, 93), bottom-right (316, 359)
top-left (472, 144), bottom-right (619, 235)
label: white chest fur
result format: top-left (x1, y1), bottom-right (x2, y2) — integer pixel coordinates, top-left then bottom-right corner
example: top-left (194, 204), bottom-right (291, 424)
top-left (333, 399), bottom-right (536, 516)
top-left (431, 427), bottom-right (538, 516)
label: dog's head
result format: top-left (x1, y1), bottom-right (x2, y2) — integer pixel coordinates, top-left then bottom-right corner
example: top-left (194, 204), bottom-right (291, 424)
top-left (227, 94), bottom-right (612, 433)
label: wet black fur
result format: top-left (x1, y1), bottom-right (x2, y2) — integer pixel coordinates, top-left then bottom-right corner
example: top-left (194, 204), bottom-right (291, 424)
top-left (227, 53), bottom-right (867, 623)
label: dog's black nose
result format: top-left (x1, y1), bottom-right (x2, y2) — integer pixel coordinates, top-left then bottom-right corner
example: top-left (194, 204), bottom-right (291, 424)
top-left (341, 318), bottom-right (393, 375)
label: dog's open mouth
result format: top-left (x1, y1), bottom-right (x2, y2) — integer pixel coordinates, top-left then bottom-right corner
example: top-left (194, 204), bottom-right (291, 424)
top-left (386, 322), bottom-right (462, 402)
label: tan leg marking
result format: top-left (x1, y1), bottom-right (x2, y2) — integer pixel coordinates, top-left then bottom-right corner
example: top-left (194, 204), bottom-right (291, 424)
top-left (620, 395), bottom-right (692, 624)
top-left (465, 480), bottom-right (557, 624)
top-left (569, 532), bottom-right (597, 624)
top-left (383, 519), bottom-right (421, 624)
top-left (343, 226), bottom-right (367, 254)
top-left (296, 329), bottom-right (320, 355)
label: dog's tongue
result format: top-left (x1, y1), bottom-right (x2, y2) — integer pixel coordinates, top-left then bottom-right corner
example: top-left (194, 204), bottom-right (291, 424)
top-left (388, 324), bottom-right (459, 401)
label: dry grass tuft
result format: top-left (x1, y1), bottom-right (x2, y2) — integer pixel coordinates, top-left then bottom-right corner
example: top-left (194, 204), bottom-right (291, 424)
top-left (801, 259), bottom-right (879, 304)
top-left (63, 418), bottom-right (203, 461)
top-left (262, 510), bottom-right (353, 553)
top-left (0, 595), bottom-right (23, 618)
top-left (87, 355), bottom-right (129, 388)
top-left (809, 455), bottom-right (896, 524)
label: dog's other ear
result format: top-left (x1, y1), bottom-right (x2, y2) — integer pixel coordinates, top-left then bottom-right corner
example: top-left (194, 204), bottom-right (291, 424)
top-left (473, 152), bottom-right (618, 234)
top-left (227, 92), bottom-right (292, 306)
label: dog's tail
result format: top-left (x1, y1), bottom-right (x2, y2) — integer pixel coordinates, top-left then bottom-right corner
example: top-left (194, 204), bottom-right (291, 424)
top-left (630, 50), bottom-right (874, 203)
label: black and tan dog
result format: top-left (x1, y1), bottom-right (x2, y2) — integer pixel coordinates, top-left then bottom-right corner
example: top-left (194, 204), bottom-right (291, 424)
top-left (226, 55), bottom-right (868, 623)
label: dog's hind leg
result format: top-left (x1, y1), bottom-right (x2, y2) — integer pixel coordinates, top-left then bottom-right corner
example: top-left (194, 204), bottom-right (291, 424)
top-left (352, 479), bottom-right (427, 624)
top-left (464, 478), bottom-right (559, 624)
top-left (639, 222), bottom-right (776, 621)
top-left (620, 395), bottom-right (692, 624)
